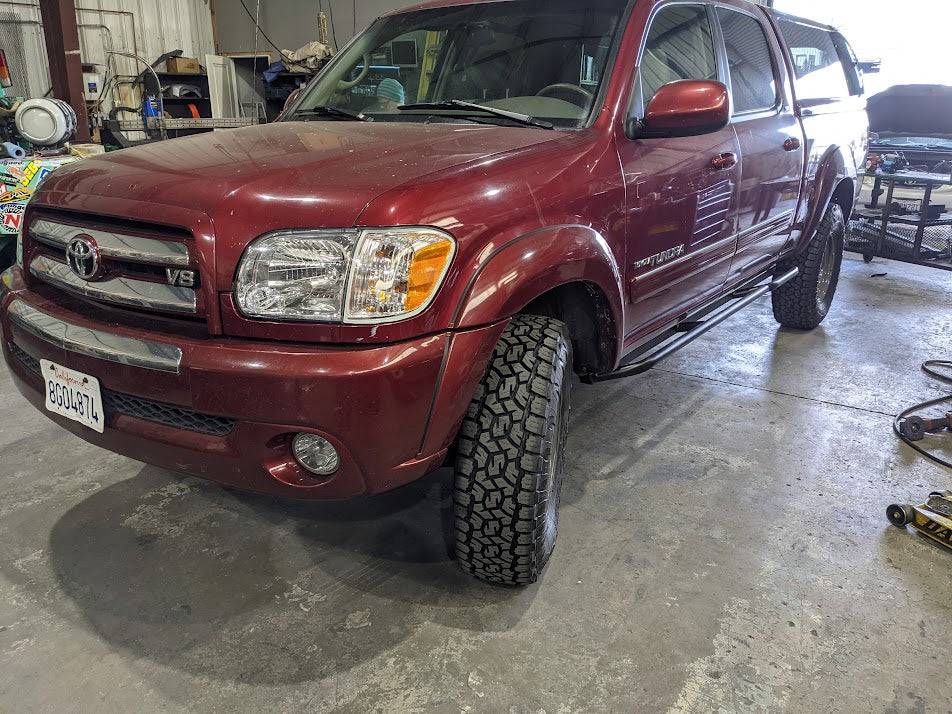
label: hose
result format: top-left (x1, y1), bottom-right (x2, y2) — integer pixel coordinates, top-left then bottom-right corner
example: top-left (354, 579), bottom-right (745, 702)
top-left (894, 360), bottom-right (952, 470)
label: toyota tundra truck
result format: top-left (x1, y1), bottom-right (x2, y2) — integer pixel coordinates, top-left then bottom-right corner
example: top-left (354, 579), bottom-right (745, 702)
top-left (0, 1), bottom-right (867, 585)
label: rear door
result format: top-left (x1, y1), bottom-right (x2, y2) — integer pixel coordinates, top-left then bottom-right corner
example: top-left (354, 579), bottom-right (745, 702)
top-left (619, 3), bottom-right (741, 346)
top-left (714, 3), bottom-right (804, 286)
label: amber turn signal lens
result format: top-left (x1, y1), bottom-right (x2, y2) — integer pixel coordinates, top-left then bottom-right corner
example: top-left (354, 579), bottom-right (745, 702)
top-left (406, 238), bottom-right (454, 312)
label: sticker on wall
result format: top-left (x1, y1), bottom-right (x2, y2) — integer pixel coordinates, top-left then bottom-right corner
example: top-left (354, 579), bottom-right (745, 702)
top-left (2, 202), bottom-right (25, 234)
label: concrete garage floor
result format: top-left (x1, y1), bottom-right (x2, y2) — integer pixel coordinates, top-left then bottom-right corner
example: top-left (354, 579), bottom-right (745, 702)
top-left (1, 254), bottom-right (952, 712)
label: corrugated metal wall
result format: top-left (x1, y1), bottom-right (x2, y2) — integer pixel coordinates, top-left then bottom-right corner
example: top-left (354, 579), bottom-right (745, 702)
top-left (0, 0), bottom-right (214, 106)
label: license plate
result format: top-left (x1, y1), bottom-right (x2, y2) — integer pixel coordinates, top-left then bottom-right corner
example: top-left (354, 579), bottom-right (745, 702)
top-left (41, 360), bottom-right (105, 433)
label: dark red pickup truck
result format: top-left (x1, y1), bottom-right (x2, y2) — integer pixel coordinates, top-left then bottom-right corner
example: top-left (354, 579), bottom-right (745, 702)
top-left (1, 0), bottom-right (867, 584)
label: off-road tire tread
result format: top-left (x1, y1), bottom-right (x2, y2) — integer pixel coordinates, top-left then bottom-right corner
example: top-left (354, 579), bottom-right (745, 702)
top-left (772, 203), bottom-right (845, 330)
top-left (453, 314), bottom-right (571, 585)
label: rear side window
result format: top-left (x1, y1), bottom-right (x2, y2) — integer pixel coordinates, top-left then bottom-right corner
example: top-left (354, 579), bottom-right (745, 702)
top-left (777, 19), bottom-right (853, 100)
top-left (716, 8), bottom-right (778, 115)
top-left (639, 5), bottom-right (717, 105)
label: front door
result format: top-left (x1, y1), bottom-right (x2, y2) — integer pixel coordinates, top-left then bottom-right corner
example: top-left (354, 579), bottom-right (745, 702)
top-left (714, 4), bottom-right (805, 285)
top-left (619, 3), bottom-right (740, 348)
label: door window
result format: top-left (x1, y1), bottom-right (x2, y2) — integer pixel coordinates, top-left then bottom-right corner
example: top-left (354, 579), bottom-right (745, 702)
top-left (716, 8), bottom-right (778, 115)
top-left (777, 20), bottom-right (854, 100)
top-left (639, 5), bottom-right (718, 106)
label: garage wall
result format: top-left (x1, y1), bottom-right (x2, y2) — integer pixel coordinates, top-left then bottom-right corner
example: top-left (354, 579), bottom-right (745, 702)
top-left (213, 0), bottom-right (426, 54)
top-left (213, 0), bottom-right (770, 56)
top-left (0, 0), bottom-right (215, 101)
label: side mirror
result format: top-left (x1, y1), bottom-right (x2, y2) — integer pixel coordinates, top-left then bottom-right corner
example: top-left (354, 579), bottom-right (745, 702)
top-left (627, 80), bottom-right (730, 140)
top-left (857, 59), bottom-right (881, 74)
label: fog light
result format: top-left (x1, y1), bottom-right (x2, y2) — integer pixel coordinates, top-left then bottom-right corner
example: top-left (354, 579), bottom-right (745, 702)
top-left (292, 433), bottom-right (340, 476)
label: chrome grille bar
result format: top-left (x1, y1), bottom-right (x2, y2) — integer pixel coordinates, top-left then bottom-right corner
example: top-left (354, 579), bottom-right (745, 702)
top-left (8, 299), bottom-right (183, 373)
top-left (30, 219), bottom-right (190, 267)
top-left (30, 256), bottom-right (197, 314)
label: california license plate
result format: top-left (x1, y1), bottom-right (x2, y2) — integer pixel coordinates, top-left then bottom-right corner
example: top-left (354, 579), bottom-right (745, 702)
top-left (41, 360), bottom-right (105, 433)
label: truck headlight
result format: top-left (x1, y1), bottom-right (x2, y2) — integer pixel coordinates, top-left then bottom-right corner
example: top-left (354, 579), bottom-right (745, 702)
top-left (235, 227), bottom-right (455, 323)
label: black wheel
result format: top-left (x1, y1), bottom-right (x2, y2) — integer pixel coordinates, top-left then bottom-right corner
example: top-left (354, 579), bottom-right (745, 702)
top-left (453, 314), bottom-right (573, 585)
top-left (0, 239), bottom-right (15, 272)
top-left (772, 203), bottom-right (845, 330)
top-left (887, 504), bottom-right (913, 528)
top-left (863, 252), bottom-right (874, 263)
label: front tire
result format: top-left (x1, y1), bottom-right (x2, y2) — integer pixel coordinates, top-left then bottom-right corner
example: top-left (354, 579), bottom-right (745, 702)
top-left (772, 203), bottom-right (845, 330)
top-left (453, 315), bottom-right (572, 585)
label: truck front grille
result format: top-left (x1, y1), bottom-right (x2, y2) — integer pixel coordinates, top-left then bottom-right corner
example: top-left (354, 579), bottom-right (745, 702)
top-left (10, 343), bottom-right (235, 437)
top-left (26, 215), bottom-right (202, 319)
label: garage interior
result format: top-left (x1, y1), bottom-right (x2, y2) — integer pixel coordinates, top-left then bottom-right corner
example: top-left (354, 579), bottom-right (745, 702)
top-left (2, 0), bottom-right (952, 711)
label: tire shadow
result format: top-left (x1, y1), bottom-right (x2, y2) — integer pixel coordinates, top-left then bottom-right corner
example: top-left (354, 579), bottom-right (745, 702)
top-left (44, 465), bottom-right (534, 686)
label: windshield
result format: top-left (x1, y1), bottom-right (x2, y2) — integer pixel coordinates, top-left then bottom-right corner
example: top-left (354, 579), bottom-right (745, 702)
top-left (287, 0), bottom-right (628, 129)
top-left (872, 135), bottom-right (952, 150)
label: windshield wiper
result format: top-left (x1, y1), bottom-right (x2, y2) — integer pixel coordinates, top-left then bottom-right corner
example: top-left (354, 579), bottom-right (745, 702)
top-left (293, 105), bottom-right (373, 122)
top-left (399, 100), bottom-right (554, 130)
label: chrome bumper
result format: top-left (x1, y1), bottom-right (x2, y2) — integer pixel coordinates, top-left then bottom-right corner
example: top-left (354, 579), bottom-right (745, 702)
top-left (6, 298), bottom-right (183, 373)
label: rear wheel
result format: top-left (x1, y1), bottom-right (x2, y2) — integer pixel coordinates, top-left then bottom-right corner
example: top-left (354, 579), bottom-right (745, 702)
top-left (772, 203), bottom-right (845, 330)
top-left (453, 314), bottom-right (572, 585)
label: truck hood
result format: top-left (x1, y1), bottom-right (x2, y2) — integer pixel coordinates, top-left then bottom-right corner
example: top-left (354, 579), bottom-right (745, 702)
top-left (42, 120), bottom-right (560, 232)
top-left (867, 84), bottom-right (952, 139)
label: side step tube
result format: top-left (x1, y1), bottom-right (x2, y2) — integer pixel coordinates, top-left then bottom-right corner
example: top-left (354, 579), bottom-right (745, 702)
top-left (582, 267), bottom-right (799, 384)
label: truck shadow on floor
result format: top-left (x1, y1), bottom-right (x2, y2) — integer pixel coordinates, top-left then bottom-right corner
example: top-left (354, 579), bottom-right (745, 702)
top-left (43, 375), bottom-right (711, 686)
top-left (45, 464), bottom-right (539, 685)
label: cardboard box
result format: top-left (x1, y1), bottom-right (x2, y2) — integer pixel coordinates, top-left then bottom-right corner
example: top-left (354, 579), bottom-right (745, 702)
top-left (165, 56), bottom-right (202, 74)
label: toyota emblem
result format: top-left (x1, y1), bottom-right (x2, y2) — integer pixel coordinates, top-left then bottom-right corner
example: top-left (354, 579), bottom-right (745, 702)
top-left (66, 235), bottom-right (102, 281)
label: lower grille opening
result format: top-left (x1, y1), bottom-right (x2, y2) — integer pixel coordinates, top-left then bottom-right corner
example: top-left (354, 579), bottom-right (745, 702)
top-left (10, 343), bottom-right (235, 437)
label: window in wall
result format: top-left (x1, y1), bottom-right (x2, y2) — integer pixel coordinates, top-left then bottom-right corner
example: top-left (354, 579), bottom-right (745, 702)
top-left (777, 19), bottom-right (852, 100)
top-left (639, 5), bottom-right (717, 105)
top-left (717, 8), bottom-right (778, 114)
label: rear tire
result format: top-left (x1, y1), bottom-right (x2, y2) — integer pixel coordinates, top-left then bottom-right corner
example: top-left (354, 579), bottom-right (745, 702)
top-left (453, 315), bottom-right (572, 585)
top-left (772, 203), bottom-right (845, 330)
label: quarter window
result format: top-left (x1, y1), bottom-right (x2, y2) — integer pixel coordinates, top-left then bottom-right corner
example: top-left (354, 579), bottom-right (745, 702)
top-left (717, 9), bottom-right (778, 115)
top-left (639, 5), bottom-right (718, 106)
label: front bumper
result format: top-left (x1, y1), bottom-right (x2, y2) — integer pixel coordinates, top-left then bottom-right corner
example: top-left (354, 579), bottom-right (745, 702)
top-left (1, 267), bottom-right (505, 499)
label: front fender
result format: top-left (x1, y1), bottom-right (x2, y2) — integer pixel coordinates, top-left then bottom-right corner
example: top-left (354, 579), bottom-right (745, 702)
top-left (454, 224), bottom-right (625, 358)
top-left (797, 144), bottom-right (855, 254)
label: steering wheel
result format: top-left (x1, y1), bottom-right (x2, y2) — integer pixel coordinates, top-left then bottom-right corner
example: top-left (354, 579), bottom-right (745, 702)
top-left (536, 83), bottom-right (595, 107)
top-left (337, 53), bottom-right (372, 91)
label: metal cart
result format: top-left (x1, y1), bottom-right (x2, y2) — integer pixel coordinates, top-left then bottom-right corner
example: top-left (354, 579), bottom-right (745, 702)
top-left (847, 170), bottom-right (952, 272)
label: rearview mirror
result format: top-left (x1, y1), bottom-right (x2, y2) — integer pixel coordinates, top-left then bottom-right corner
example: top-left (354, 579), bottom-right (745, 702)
top-left (627, 80), bottom-right (730, 140)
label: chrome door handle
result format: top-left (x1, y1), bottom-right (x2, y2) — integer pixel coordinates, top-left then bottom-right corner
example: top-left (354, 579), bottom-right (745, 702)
top-left (711, 152), bottom-right (737, 171)
top-left (783, 137), bottom-right (802, 151)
